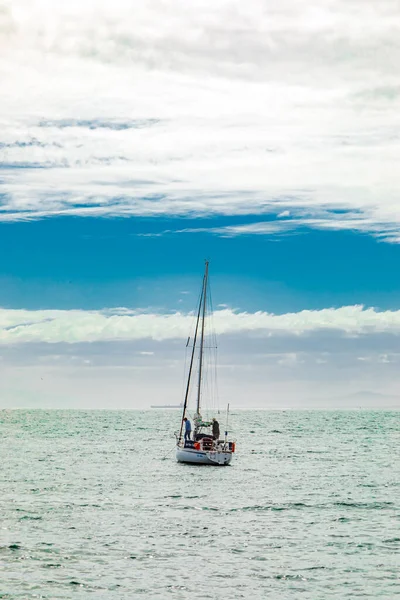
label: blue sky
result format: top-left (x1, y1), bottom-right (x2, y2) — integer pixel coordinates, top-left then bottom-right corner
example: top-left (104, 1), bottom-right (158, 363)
top-left (1, 216), bottom-right (400, 313)
top-left (0, 0), bottom-right (400, 408)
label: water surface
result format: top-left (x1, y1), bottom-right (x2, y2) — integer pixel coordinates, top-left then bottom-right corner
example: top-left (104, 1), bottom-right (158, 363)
top-left (0, 410), bottom-right (399, 598)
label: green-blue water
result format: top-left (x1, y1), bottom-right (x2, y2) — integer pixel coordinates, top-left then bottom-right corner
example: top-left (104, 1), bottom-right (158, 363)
top-left (1, 410), bottom-right (399, 599)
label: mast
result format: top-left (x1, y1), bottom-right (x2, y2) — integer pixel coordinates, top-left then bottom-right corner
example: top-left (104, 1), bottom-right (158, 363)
top-left (196, 260), bottom-right (209, 415)
top-left (178, 275), bottom-right (204, 442)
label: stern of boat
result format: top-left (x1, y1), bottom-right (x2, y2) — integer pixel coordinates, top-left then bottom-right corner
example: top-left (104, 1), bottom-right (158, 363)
top-left (176, 438), bottom-right (235, 466)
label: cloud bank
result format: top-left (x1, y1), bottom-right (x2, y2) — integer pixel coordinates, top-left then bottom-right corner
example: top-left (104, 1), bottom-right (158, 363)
top-left (2, 305), bottom-right (400, 345)
top-left (0, 0), bottom-right (399, 239)
top-left (2, 304), bottom-right (400, 408)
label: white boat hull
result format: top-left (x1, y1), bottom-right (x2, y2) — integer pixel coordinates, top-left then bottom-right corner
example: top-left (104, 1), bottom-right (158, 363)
top-left (176, 446), bottom-right (232, 466)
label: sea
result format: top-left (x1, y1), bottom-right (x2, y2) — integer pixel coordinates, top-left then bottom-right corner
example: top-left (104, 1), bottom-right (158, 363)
top-left (0, 409), bottom-right (399, 599)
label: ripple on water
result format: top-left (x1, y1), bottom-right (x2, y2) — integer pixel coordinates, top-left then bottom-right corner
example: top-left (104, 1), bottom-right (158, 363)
top-left (1, 409), bottom-right (398, 599)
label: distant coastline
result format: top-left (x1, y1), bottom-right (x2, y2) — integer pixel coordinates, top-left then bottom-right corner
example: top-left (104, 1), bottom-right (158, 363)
top-left (150, 404), bottom-right (183, 409)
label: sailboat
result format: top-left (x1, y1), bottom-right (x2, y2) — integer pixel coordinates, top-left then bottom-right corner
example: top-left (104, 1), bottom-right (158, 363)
top-left (175, 261), bottom-right (236, 466)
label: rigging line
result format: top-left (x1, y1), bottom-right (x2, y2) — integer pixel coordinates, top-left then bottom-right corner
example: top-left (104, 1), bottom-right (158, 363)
top-left (180, 295), bottom-right (200, 407)
top-left (207, 274), bottom-right (219, 412)
top-left (181, 279), bottom-right (203, 411)
top-left (178, 269), bottom-right (205, 443)
top-left (196, 260), bottom-right (208, 416)
top-left (212, 317), bottom-right (219, 408)
top-left (179, 282), bottom-right (203, 410)
top-left (162, 444), bottom-right (178, 460)
top-left (180, 333), bottom-right (190, 402)
top-left (205, 276), bottom-right (211, 412)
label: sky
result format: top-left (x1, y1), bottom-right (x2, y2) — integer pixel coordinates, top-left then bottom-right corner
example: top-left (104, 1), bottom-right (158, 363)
top-left (0, 0), bottom-right (400, 409)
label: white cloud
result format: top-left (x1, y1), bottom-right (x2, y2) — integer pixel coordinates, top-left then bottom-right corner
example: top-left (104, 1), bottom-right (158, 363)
top-left (180, 210), bottom-right (400, 241)
top-left (3, 305), bottom-right (400, 345)
top-left (277, 352), bottom-right (300, 366)
top-left (2, 312), bottom-right (400, 408)
top-left (1, 337), bottom-right (400, 409)
top-left (0, 0), bottom-right (399, 239)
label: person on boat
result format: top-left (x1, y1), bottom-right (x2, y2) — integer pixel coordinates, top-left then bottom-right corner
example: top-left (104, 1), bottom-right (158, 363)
top-left (183, 417), bottom-right (192, 441)
top-left (212, 418), bottom-right (220, 440)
